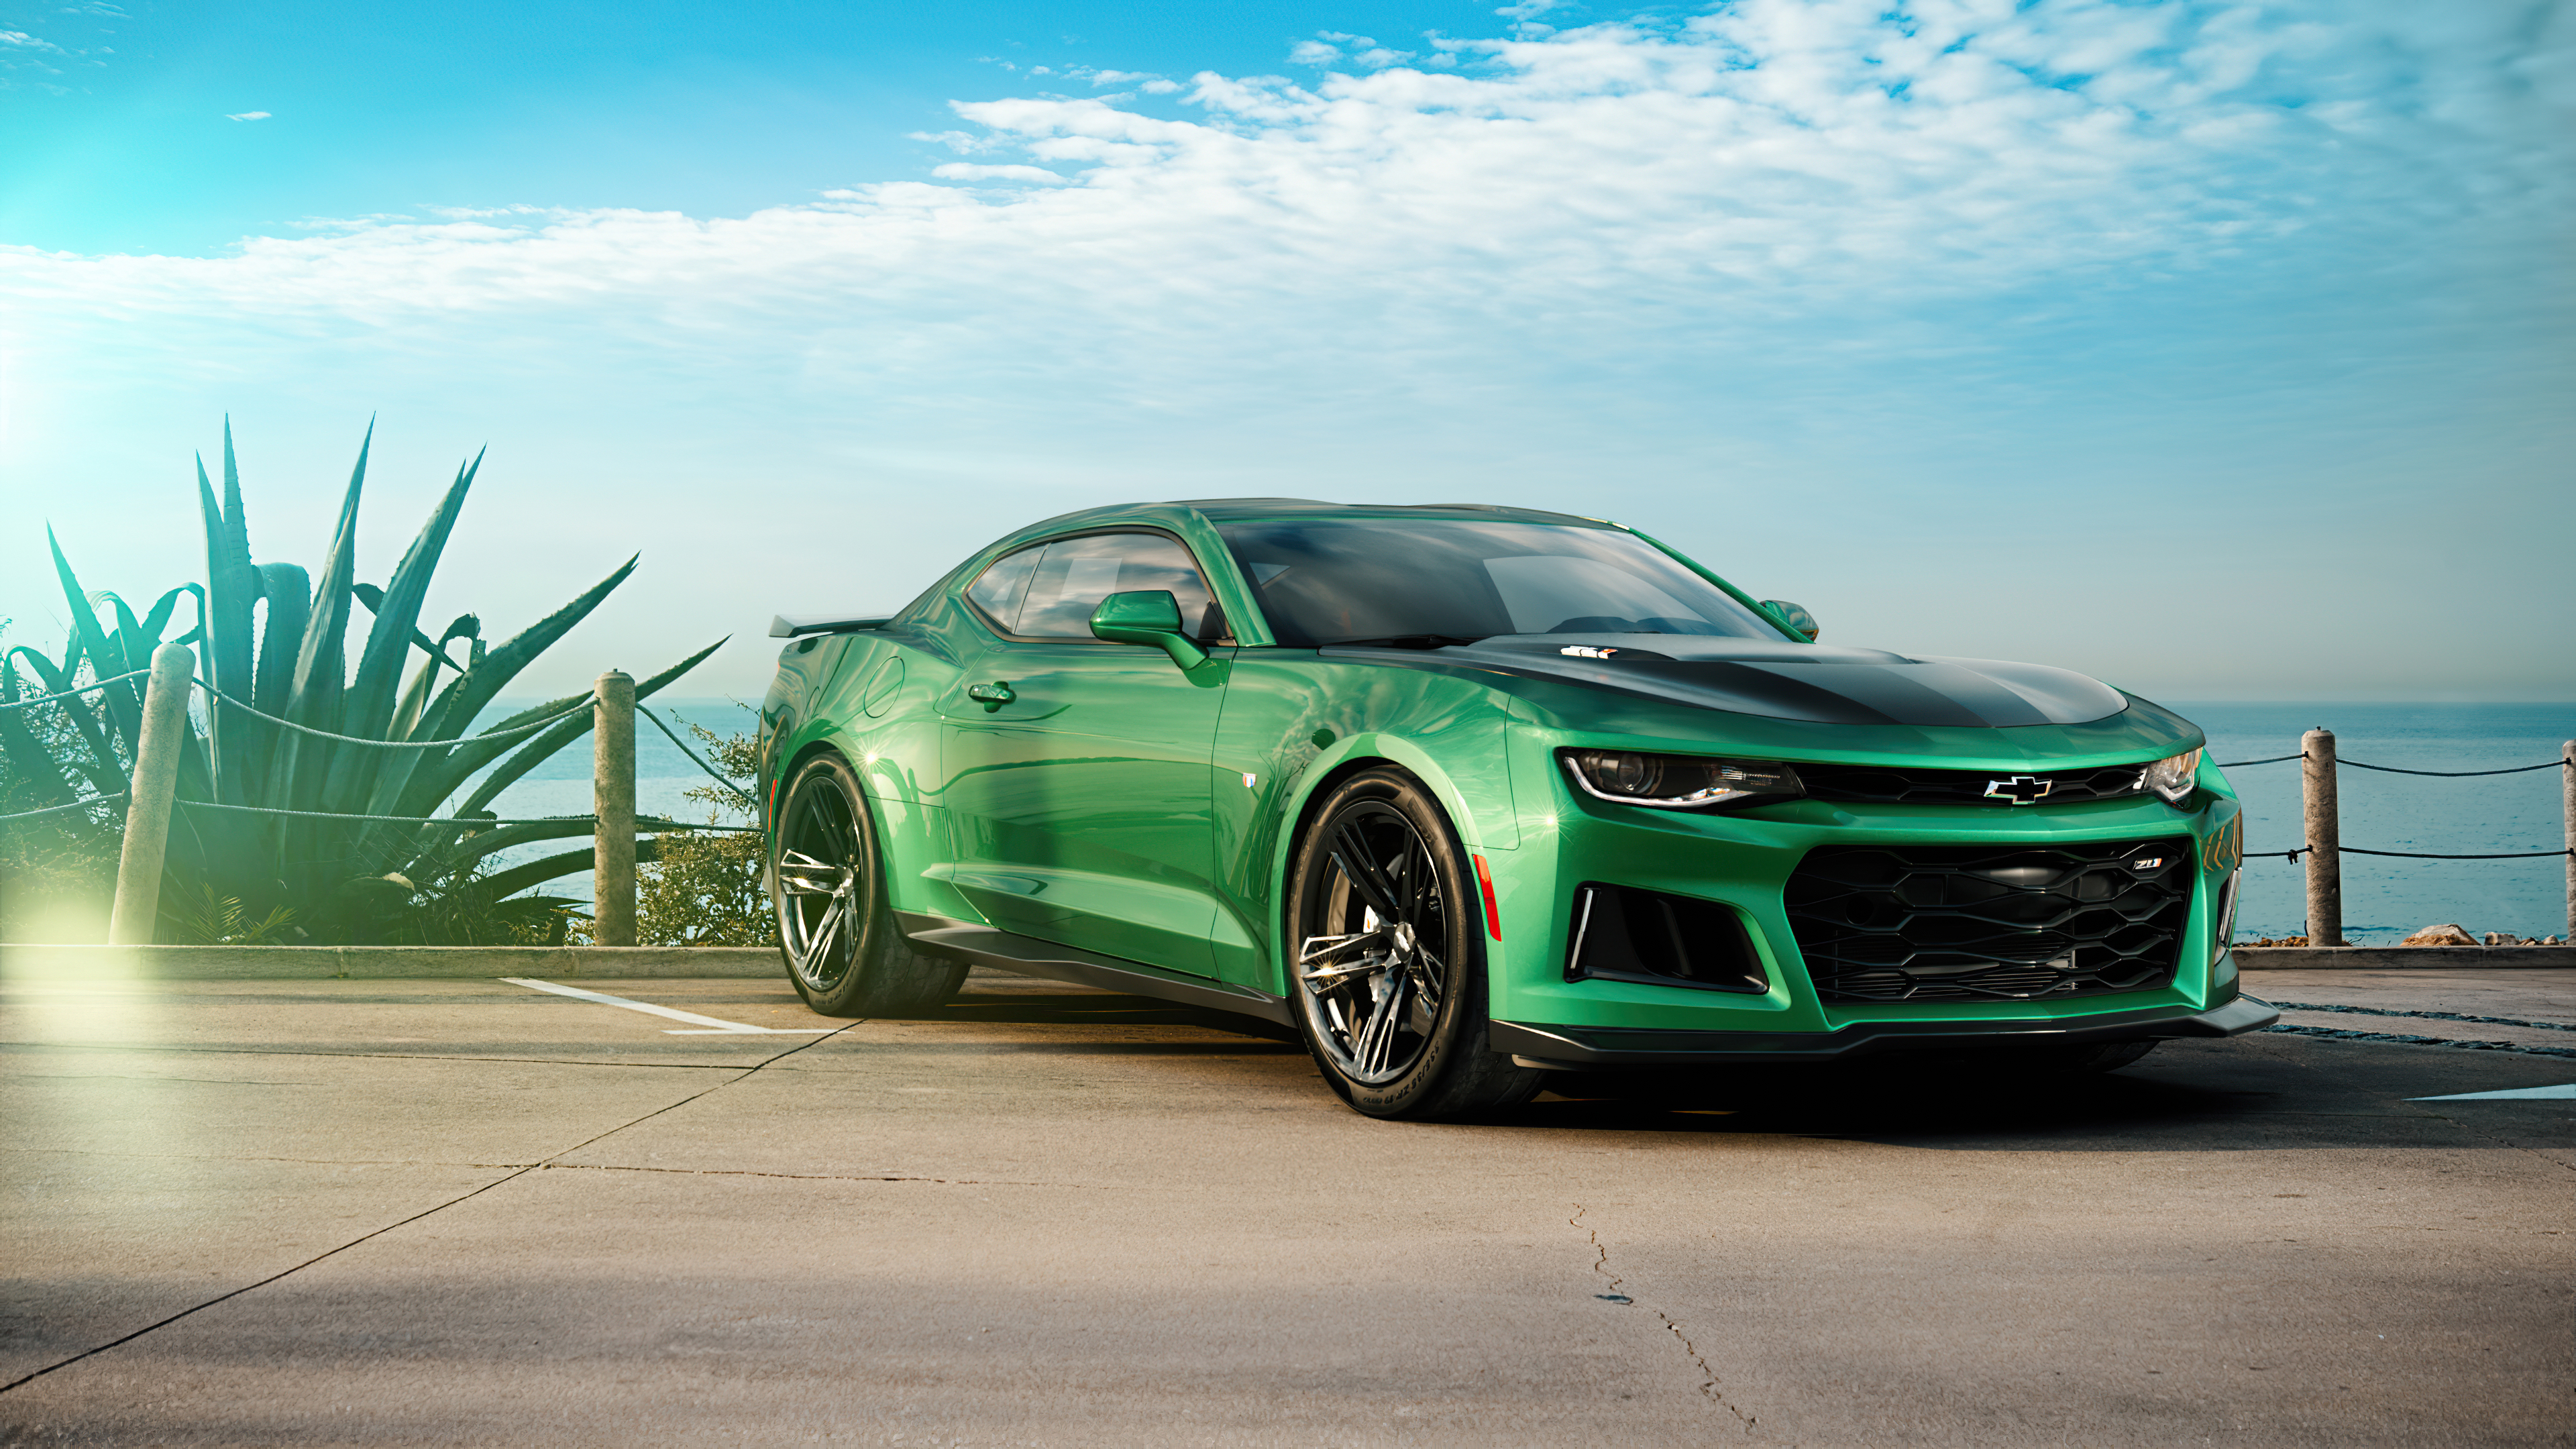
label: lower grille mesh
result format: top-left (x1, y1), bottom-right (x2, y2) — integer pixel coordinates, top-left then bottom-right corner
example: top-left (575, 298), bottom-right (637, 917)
top-left (1784, 839), bottom-right (2194, 1002)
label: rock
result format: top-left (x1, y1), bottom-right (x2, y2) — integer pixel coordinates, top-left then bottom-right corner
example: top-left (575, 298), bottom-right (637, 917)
top-left (2401, 924), bottom-right (2479, 947)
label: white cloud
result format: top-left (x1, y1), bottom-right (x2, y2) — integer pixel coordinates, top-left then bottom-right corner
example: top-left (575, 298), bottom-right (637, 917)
top-left (224, 109), bottom-right (272, 121)
top-left (1287, 40), bottom-right (1340, 65)
top-left (0, 0), bottom-right (2567, 699)
top-left (6, 3), bottom-right (2557, 345)
top-left (1075, 66), bottom-right (1178, 93)
top-left (930, 162), bottom-right (1071, 185)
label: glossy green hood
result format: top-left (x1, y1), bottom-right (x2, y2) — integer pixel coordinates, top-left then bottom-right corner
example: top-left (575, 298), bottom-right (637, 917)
top-left (1317, 639), bottom-right (2204, 771)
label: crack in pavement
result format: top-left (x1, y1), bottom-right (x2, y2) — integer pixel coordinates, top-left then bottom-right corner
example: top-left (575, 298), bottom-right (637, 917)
top-left (0, 1146), bottom-right (533, 1169)
top-left (0, 1041), bottom-right (752, 1069)
top-left (541, 1162), bottom-right (1115, 1189)
top-left (0, 1022), bottom-right (863, 1396)
top-left (1572, 1204), bottom-right (1756, 1432)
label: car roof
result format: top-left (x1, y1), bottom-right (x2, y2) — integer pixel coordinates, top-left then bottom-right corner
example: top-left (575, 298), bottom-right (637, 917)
top-left (999, 499), bottom-right (1618, 537)
top-left (1171, 498), bottom-right (1613, 527)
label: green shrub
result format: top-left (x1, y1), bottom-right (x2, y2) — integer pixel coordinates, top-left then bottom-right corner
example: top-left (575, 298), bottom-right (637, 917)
top-left (637, 713), bottom-right (772, 949)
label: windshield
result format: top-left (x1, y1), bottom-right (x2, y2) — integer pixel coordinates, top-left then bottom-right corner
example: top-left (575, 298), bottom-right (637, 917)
top-left (1215, 519), bottom-right (1785, 647)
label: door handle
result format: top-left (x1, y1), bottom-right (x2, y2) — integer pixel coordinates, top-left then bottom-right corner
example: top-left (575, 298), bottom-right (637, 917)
top-left (967, 682), bottom-right (1016, 706)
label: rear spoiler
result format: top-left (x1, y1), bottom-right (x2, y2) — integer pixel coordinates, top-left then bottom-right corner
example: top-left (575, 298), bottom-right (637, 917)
top-left (769, 614), bottom-right (894, 639)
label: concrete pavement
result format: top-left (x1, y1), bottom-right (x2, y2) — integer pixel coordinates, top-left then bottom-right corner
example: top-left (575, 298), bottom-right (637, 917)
top-left (3, 968), bottom-right (2569, 1446)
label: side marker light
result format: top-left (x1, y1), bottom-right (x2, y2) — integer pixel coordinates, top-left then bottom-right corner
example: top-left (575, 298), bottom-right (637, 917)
top-left (1472, 854), bottom-right (1502, 941)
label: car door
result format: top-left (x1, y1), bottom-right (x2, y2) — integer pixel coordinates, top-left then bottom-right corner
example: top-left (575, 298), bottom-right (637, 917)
top-left (936, 531), bottom-right (1232, 974)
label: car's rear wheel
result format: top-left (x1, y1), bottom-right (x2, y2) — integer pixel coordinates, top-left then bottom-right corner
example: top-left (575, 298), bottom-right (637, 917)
top-left (772, 753), bottom-right (967, 1017)
top-left (1287, 767), bottom-right (1544, 1120)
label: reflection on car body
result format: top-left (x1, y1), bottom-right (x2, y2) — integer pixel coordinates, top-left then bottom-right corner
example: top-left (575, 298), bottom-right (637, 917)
top-left (760, 500), bottom-right (2273, 1120)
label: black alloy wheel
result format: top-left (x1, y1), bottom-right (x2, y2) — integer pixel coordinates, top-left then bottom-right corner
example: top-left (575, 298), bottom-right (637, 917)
top-left (1287, 767), bottom-right (1543, 1119)
top-left (772, 753), bottom-right (966, 1016)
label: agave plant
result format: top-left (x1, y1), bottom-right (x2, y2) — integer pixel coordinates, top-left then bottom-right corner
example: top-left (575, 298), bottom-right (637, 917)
top-left (0, 421), bottom-right (721, 941)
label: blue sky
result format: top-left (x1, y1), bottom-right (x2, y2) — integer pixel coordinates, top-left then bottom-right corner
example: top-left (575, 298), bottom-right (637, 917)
top-left (2, 0), bottom-right (2569, 702)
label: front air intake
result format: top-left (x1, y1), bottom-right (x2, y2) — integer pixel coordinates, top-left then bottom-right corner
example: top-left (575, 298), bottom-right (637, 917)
top-left (1783, 839), bottom-right (2192, 1002)
top-left (1566, 884), bottom-right (1769, 994)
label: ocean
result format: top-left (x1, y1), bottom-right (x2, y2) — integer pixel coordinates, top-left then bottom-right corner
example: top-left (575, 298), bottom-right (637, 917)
top-left (473, 696), bottom-right (2574, 941)
top-left (2171, 700), bottom-right (2571, 943)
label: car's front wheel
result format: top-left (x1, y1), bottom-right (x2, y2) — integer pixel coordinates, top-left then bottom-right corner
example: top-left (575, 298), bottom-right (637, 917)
top-left (1287, 767), bottom-right (1544, 1120)
top-left (772, 753), bottom-right (967, 1017)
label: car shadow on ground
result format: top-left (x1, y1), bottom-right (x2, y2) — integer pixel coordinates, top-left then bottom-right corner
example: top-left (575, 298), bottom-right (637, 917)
top-left (1503, 1059), bottom-right (2271, 1147)
top-left (900, 987), bottom-right (2570, 1149)
top-left (915, 989), bottom-right (1305, 1049)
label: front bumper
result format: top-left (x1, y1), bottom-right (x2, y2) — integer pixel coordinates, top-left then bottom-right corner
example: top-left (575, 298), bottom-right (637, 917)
top-left (1491, 994), bottom-right (2279, 1069)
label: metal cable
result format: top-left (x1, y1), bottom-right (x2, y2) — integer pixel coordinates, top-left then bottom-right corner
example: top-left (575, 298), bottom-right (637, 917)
top-left (2257, 844), bottom-right (2569, 862)
top-left (169, 799), bottom-right (758, 833)
top-left (2341, 758), bottom-right (2568, 777)
top-left (0, 668), bottom-right (154, 714)
top-left (2214, 751), bottom-right (2567, 775)
top-left (636, 704), bottom-right (757, 807)
top-left (0, 792), bottom-right (127, 823)
top-left (191, 682), bottom-right (592, 749)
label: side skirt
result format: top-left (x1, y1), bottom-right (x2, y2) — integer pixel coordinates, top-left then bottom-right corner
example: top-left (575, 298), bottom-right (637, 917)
top-left (896, 912), bottom-right (1296, 1028)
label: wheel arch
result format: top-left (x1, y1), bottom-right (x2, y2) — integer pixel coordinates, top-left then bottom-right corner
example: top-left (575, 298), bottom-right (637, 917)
top-left (1263, 737), bottom-right (1497, 995)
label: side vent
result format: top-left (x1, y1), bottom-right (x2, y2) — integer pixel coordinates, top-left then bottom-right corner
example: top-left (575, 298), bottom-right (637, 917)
top-left (1566, 884), bottom-right (1768, 994)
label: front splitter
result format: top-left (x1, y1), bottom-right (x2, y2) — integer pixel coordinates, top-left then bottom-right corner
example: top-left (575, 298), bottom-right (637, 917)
top-left (1491, 995), bottom-right (2279, 1068)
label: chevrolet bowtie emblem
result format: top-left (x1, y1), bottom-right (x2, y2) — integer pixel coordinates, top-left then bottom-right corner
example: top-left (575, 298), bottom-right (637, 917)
top-left (1983, 775), bottom-right (2053, 805)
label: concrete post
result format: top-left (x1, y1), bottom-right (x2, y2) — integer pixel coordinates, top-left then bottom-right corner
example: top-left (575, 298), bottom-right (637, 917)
top-left (107, 643), bottom-right (197, 946)
top-left (2563, 741), bottom-right (2573, 943)
top-left (2301, 728), bottom-right (2342, 947)
top-left (592, 670), bottom-right (637, 947)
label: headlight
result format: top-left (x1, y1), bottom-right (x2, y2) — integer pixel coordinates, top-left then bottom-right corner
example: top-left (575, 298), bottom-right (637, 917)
top-left (2141, 748), bottom-right (2202, 807)
top-left (1561, 751), bottom-right (1804, 810)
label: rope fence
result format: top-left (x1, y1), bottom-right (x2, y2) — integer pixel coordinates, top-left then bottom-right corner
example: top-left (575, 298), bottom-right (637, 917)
top-left (191, 681), bottom-right (594, 749)
top-left (0, 792), bottom-right (127, 824)
top-left (2220, 749), bottom-right (2566, 778)
top-left (638, 704), bottom-right (758, 808)
top-left (6, 647), bottom-right (2567, 946)
top-left (0, 668), bottom-right (154, 714)
top-left (170, 798), bottom-right (759, 833)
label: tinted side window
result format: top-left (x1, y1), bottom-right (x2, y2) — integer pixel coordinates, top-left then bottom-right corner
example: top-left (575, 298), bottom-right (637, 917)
top-left (1014, 533), bottom-right (1220, 641)
top-left (965, 546), bottom-right (1042, 631)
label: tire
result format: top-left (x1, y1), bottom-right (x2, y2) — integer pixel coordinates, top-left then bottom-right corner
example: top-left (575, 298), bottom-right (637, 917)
top-left (1286, 767), bottom-right (1545, 1120)
top-left (771, 752), bottom-right (967, 1017)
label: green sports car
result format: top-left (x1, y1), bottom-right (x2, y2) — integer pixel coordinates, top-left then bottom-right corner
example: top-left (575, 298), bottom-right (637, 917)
top-left (757, 500), bottom-right (2273, 1118)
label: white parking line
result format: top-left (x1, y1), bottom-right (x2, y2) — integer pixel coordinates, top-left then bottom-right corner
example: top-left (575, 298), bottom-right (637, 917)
top-left (2410, 1083), bottom-right (2576, 1102)
top-left (499, 978), bottom-right (838, 1035)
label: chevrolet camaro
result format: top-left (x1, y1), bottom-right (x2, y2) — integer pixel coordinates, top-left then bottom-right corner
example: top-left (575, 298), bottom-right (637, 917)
top-left (757, 500), bottom-right (2273, 1119)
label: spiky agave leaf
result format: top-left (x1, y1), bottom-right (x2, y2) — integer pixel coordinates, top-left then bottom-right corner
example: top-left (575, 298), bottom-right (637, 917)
top-left (250, 562), bottom-right (309, 716)
top-left (0, 659), bottom-right (80, 809)
top-left (412, 555), bottom-right (639, 747)
top-left (270, 423), bottom-right (370, 810)
top-left (365, 555), bottom-right (643, 820)
top-left (199, 427), bottom-right (261, 804)
top-left (46, 529), bottom-right (144, 761)
top-left (388, 613), bottom-right (479, 743)
top-left (335, 449), bottom-right (479, 770)
top-left (435, 636), bottom-right (727, 823)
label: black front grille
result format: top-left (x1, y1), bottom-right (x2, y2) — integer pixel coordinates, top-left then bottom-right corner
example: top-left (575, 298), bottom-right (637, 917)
top-left (1796, 762), bottom-right (2147, 806)
top-left (1784, 839), bottom-right (2194, 1002)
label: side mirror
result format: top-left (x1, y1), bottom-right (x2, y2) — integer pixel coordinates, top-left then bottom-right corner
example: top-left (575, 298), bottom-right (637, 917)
top-left (1090, 590), bottom-right (1208, 669)
top-left (1760, 599), bottom-right (1819, 642)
